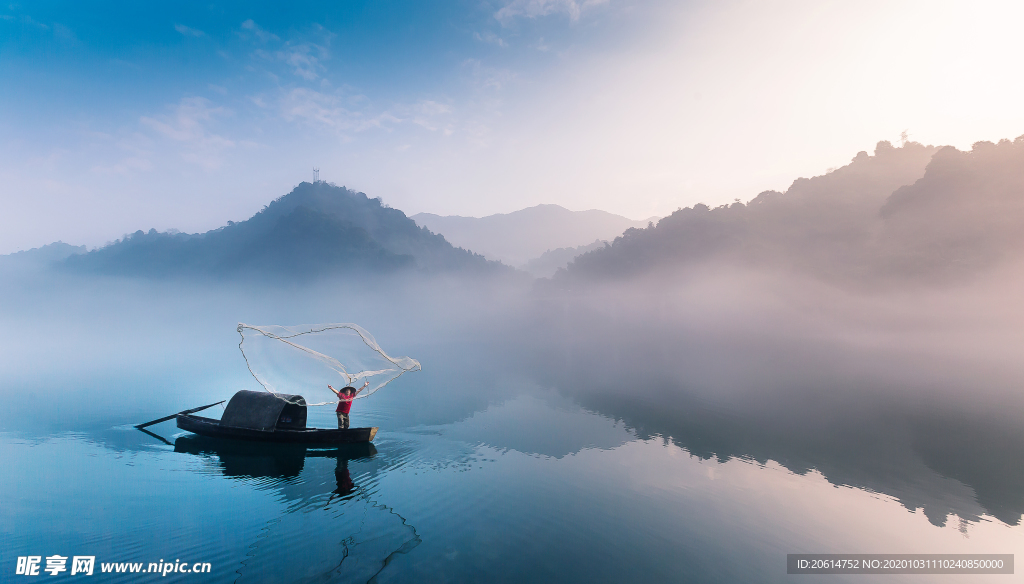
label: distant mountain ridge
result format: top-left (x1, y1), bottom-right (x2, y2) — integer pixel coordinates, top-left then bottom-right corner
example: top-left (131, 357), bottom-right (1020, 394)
top-left (559, 140), bottom-right (975, 284)
top-left (412, 204), bottom-right (656, 267)
top-left (64, 182), bottom-right (499, 278)
top-left (0, 241), bottom-right (86, 273)
top-left (558, 136), bottom-right (1024, 285)
top-left (0, 241), bottom-right (86, 264)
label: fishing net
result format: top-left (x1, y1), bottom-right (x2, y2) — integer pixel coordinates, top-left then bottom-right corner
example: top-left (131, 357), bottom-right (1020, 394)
top-left (237, 323), bottom-right (421, 406)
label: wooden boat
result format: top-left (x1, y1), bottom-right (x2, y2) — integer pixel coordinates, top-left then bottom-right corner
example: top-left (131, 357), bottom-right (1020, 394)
top-left (176, 390), bottom-right (378, 444)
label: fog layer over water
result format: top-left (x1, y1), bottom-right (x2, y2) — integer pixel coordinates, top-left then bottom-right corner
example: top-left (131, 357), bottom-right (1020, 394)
top-left (531, 264), bottom-right (1024, 525)
top-left (2, 259), bottom-right (1023, 582)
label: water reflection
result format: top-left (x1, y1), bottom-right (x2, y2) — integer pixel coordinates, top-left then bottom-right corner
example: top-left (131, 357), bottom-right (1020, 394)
top-left (172, 434), bottom-right (377, 481)
top-left (564, 386), bottom-right (1024, 527)
top-left (169, 434), bottom-right (419, 583)
top-left (514, 297), bottom-right (1024, 531)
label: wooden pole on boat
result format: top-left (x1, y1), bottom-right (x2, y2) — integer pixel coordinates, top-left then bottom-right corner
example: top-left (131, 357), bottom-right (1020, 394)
top-left (137, 427), bottom-right (173, 446)
top-left (135, 401), bottom-right (225, 429)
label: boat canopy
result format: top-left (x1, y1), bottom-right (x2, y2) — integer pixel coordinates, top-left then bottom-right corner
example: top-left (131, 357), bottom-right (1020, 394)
top-left (220, 390), bottom-right (307, 432)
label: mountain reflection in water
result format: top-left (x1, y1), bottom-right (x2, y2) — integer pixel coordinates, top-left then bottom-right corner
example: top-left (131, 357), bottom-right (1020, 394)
top-left (541, 376), bottom-right (1024, 529)
top-left (517, 285), bottom-right (1024, 533)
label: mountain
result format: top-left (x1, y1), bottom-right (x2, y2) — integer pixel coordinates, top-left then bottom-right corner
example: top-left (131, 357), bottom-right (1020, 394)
top-left (412, 204), bottom-right (656, 267)
top-left (556, 139), bottom-right (997, 284)
top-left (521, 240), bottom-right (607, 278)
top-left (877, 139), bottom-right (1024, 278)
top-left (65, 182), bottom-right (499, 278)
top-left (0, 242), bottom-right (86, 268)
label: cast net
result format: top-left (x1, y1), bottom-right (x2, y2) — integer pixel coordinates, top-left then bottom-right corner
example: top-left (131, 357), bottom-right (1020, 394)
top-left (237, 323), bottom-right (421, 406)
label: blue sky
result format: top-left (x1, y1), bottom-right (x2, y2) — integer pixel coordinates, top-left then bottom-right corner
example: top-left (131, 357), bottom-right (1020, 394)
top-left (2, 0), bottom-right (1024, 252)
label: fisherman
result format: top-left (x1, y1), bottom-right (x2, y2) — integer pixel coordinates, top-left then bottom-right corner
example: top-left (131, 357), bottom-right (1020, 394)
top-left (328, 381), bottom-right (368, 429)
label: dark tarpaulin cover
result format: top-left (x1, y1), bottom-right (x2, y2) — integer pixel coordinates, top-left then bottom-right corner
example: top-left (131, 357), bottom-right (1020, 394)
top-left (220, 390), bottom-right (306, 432)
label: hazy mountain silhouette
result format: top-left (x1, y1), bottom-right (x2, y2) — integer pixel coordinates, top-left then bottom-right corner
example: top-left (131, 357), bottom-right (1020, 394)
top-left (0, 241), bottom-right (86, 269)
top-left (65, 182), bottom-right (499, 278)
top-left (412, 205), bottom-right (657, 267)
top-left (558, 139), bottom-right (1024, 285)
top-left (877, 138), bottom-right (1024, 279)
top-left (522, 239), bottom-right (607, 278)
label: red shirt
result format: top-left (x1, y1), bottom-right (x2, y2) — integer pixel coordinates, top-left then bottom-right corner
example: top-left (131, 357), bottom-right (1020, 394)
top-left (336, 395), bottom-right (354, 414)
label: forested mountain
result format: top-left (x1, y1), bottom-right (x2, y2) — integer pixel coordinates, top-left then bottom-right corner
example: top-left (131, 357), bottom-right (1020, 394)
top-left (65, 182), bottom-right (499, 278)
top-left (558, 138), bottom-right (1024, 285)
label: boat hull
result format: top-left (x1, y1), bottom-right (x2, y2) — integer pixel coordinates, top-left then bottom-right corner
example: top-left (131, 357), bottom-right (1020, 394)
top-left (177, 414), bottom-right (378, 444)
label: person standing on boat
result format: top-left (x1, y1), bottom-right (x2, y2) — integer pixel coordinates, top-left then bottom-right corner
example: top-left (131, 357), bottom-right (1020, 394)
top-left (329, 381), bottom-right (368, 429)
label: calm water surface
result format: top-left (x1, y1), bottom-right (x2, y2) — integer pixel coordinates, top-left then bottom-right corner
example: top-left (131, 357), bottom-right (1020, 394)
top-left (2, 280), bottom-right (1022, 583)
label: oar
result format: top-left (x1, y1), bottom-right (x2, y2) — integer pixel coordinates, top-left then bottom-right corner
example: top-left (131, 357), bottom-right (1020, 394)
top-left (135, 400), bottom-right (225, 429)
top-left (137, 427), bottom-right (173, 446)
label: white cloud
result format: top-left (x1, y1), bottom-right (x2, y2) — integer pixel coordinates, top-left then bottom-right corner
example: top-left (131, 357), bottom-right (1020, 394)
top-left (240, 19), bottom-right (279, 42)
top-left (473, 31), bottom-right (508, 47)
top-left (22, 14), bottom-right (49, 29)
top-left (410, 100), bottom-right (454, 133)
top-left (275, 88), bottom-right (457, 138)
top-left (92, 156), bottom-right (154, 176)
top-left (416, 100), bottom-right (452, 117)
top-left (140, 97), bottom-right (234, 169)
top-left (174, 24), bottom-right (205, 37)
top-left (281, 88), bottom-right (400, 133)
top-left (277, 43), bottom-right (327, 80)
top-left (251, 38), bottom-right (329, 81)
top-left (462, 59), bottom-right (516, 91)
top-left (495, 0), bottom-right (608, 24)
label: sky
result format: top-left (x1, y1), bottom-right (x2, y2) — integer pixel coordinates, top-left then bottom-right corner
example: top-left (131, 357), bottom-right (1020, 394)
top-left (2, 0), bottom-right (1024, 253)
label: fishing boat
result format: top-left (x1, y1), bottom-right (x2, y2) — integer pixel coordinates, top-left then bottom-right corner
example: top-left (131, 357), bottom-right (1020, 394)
top-left (176, 390), bottom-right (378, 444)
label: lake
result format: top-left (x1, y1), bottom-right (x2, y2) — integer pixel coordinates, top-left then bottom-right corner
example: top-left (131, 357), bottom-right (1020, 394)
top-left (2, 273), bottom-right (1022, 583)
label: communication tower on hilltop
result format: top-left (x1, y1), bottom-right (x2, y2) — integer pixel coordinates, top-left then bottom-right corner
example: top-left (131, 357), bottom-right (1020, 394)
top-left (313, 168), bottom-right (320, 183)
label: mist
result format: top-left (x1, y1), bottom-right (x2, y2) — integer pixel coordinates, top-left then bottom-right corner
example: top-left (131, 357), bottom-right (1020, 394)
top-left (4, 137), bottom-right (1024, 575)
top-left (5, 246), bottom-right (1024, 529)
